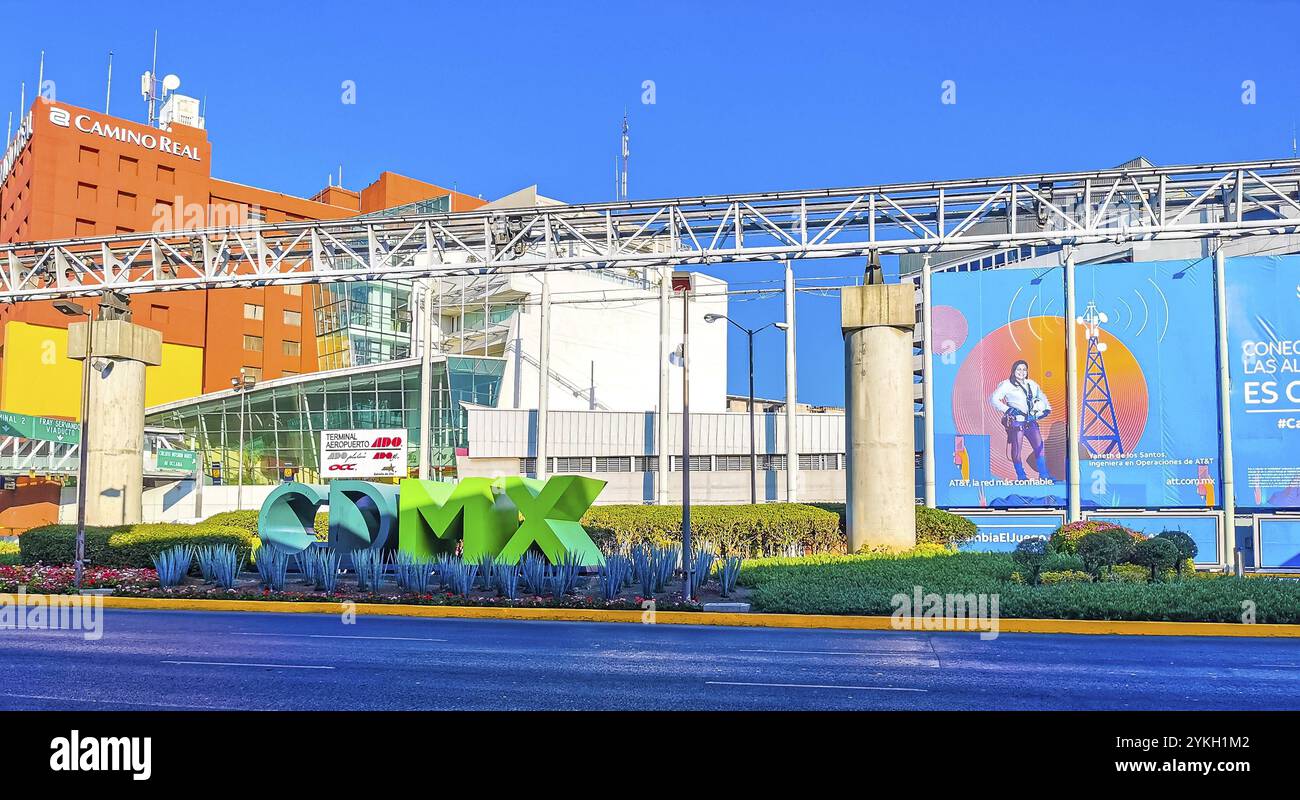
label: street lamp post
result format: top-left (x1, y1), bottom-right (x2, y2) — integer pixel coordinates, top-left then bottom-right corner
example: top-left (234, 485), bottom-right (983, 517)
top-left (231, 371), bottom-right (256, 510)
top-left (704, 314), bottom-right (787, 505)
top-left (54, 300), bottom-right (93, 591)
top-left (671, 271), bottom-right (695, 600)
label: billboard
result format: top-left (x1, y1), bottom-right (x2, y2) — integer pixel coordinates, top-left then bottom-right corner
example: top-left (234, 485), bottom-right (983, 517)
top-left (1073, 259), bottom-right (1221, 508)
top-left (1256, 516), bottom-right (1300, 569)
top-left (1226, 254), bottom-right (1300, 509)
top-left (932, 267), bottom-right (1068, 507)
top-left (320, 429), bottom-right (407, 478)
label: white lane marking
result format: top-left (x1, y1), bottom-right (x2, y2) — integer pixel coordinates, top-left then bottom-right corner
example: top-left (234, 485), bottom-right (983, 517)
top-left (738, 648), bottom-right (921, 656)
top-left (0, 692), bottom-right (235, 710)
top-left (706, 680), bottom-right (926, 692)
top-left (161, 660), bottom-right (334, 670)
top-left (231, 632), bottom-right (447, 642)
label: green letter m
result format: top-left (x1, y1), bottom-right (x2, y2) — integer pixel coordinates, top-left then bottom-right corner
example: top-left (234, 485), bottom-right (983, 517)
top-left (397, 478), bottom-right (518, 561)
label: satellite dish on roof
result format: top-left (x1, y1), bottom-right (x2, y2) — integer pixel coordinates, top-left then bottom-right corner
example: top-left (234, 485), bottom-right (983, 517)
top-left (162, 74), bottom-right (181, 92)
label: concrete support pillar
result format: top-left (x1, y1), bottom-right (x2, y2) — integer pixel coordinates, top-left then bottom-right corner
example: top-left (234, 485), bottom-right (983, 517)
top-left (842, 284), bottom-right (916, 553)
top-left (68, 320), bottom-right (161, 526)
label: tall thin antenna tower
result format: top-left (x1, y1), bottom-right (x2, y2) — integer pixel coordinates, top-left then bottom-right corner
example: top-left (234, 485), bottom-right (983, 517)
top-left (619, 111), bottom-right (629, 200)
top-left (106, 51), bottom-right (114, 114)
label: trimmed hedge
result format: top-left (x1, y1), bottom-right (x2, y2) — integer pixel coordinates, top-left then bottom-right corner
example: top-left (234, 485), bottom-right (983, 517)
top-left (204, 510), bottom-right (329, 541)
top-left (806, 503), bottom-right (978, 550)
top-left (737, 550), bottom-right (1300, 623)
top-left (19, 523), bottom-right (256, 568)
top-left (580, 503), bottom-right (842, 557)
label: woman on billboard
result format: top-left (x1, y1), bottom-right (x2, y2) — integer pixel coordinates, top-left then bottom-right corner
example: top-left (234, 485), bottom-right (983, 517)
top-left (990, 359), bottom-right (1055, 481)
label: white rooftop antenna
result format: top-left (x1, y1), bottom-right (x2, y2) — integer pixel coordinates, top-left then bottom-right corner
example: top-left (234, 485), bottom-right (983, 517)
top-left (105, 51), bottom-right (113, 114)
top-left (619, 111), bottom-right (629, 200)
top-left (36, 51), bottom-right (44, 104)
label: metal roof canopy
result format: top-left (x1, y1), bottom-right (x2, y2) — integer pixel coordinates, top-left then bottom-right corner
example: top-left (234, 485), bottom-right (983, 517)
top-left (3, 158), bottom-right (1299, 302)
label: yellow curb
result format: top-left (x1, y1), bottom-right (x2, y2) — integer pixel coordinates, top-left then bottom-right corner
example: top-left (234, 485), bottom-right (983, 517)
top-left (9, 594), bottom-right (1300, 637)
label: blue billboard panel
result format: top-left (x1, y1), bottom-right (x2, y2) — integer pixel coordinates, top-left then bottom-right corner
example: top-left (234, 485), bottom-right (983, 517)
top-left (955, 512), bottom-right (1066, 553)
top-left (1074, 260), bottom-right (1221, 508)
top-left (1257, 517), bottom-right (1300, 569)
top-left (1226, 254), bottom-right (1300, 509)
top-left (932, 268), bottom-right (1068, 508)
top-left (1088, 513), bottom-right (1221, 566)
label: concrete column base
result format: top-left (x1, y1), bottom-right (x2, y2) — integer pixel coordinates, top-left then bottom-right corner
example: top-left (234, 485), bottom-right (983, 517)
top-left (842, 284), bottom-right (917, 553)
top-left (68, 320), bottom-right (162, 527)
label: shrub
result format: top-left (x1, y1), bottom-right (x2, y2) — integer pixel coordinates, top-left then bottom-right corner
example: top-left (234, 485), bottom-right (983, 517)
top-left (19, 523), bottom-right (256, 568)
top-left (581, 503), bottom-right (841, 557)
top-left (1105, 563), bottom-right (1150, 584)
top-left (1077, 531), bottom-right (1124, 579)
top-left (1048, 520), bottom-right (1138, 555)
top-left (1040, 569), bottom-right (1092, 585)
top-left (915, 507), bottom-right (978, 548)
top-left (0, 540), bottom-right (18, 566)
top-left (1011, 537), bottom-right (1049, 585)
top-left (1154, 531), bottom-right (1199, 575)
top-left (1132, 537), bottom-right (1180, 582)
top-left (203, 510), bottom-right (329, 542)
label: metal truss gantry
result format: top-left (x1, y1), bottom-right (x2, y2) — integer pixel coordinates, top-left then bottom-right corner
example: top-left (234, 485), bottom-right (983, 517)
top-left (1, 158), bottom-right (1299, 302)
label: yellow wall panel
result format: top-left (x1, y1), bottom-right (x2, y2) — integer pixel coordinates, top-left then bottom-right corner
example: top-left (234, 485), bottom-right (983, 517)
top-left (1, 322), bottom-right (204, 420)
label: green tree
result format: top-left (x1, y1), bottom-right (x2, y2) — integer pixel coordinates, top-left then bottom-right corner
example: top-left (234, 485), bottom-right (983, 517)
top-left (1132, 537), bottom-right (1180, 582)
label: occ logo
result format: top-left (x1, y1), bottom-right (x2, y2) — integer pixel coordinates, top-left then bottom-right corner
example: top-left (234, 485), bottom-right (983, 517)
top-left (48, 107), bottom-right (71, 128)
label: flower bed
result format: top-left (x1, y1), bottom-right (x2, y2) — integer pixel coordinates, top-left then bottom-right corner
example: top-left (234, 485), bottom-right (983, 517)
top-left (0, 564), bottom-right (158, 594)
top-left (114, 583), bottom-right (702, 611)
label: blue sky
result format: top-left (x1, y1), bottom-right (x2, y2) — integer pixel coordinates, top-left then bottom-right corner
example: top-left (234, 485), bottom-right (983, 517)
top-left (3, 0), bottom-right (1298, 405)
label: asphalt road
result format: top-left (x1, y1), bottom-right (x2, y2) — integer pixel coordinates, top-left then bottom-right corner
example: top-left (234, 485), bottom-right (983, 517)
top-left (1, 609), bottom-right (1299, 710)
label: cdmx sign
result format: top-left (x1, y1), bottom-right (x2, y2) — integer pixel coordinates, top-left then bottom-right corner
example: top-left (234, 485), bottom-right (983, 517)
top-left (258, 475), bottom-right (607, 566)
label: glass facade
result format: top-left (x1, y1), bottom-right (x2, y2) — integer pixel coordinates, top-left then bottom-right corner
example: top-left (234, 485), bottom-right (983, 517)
top-left (309, 195), bottom-right (454, 371)
top-left (145, 356), bottom-right (505, 483)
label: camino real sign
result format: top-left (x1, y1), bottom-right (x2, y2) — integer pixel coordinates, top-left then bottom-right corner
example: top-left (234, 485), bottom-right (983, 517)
top-left (320, 429), bottom-right (406, 478)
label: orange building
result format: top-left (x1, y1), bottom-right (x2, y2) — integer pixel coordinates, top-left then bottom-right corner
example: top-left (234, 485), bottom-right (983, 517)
top-left (0, 98), bottom-right (487, 415)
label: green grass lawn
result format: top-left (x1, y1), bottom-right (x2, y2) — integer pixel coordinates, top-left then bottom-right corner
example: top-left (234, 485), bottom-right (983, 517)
top-left (738, 550), bottom-right (1300, 624)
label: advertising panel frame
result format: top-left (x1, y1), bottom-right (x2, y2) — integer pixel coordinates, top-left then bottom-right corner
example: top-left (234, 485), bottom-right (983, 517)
top-left (952, 510), bottom-right (1068, 553)
top-left (1252, 513), bottom-right (1300, 572)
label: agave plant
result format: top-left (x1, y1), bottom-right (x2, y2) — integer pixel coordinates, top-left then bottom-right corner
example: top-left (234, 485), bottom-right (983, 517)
top-left (719, 556), bottom-right (744, 598)
top-left (692, 547), bottom-right (716, 590)
top-left (395, 551), bottom-right (433, 593)
top-left (550, 551), bottom-right (586, 596)
top-left (494, 558), bottom-right (521, 600)
top-left (597, 553), bottom-right (631, 600)
top-left (294, 549), bottom-right (319, 585)
top-left (194, 546), bottom-right (218, 582)
top-left (520, 551), bottom-right (550, 595)
top-left (448, 561), bottom-right (479, 596)
top-left (351, 548), bottom-right (387, 593)
top-left (151, 545), bottom-right (193, 588)
top-left (655, 546), bottom-right (679, 592)
top-left (201, 544), bottom-right (244, 589)
top-left (631, 546), bottom-right (658, 597)
top-left (477, 553), bottom-right (496, 590)
top-left (255, 543), bottom-right (289, 591)
top-left (313, 548), bottom-right (341, 593)
top-left (435, 553), bottom-right (458, 591)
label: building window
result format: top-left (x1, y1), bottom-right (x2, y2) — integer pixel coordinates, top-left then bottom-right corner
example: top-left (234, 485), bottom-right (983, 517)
top-left (283, 284), bottom-right (302, 297)
top-left (243, 335), bottom-right (264, 352)
top-left (241, 366), bottom-right (263, 382)
top-left (117, 191), bottom-right (137, 211)
top-left (670, 455), bottom-right (712, 471)
top-left (554, 456), bottom-right (593, 473)
top-left (283, 309), bottom-right (301, 326)
top-left (633, 456), bottom-right (659, 472)
top-left (151, 304), bottom-right (170, 323)
top-left (247, 207), bottom-right (266, 223)
top-left (715, 455), bottom-right (751, 471)
top-left (243, 303), bottom-right (264, 321)
top-left (798, 453), bottom-right (839, 470)
top-left (74, 219), bottom-right (95, 236)
top-left (118, 155), bottom-right (138, 176)
top-left (594, 456), bottom-right (632, 473)
top-left (519, 457), bottom-right (537, 474)
top-left (282, 340), bottom-right (300, 357)
top-left (76, 182), bottom-right (97, 203)
top-left (758, 454), bottom-right (788, 471)
top-left (78, 146), bottom-right (99, 166)
top-left (157, 165), bottom-right (175, 184)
